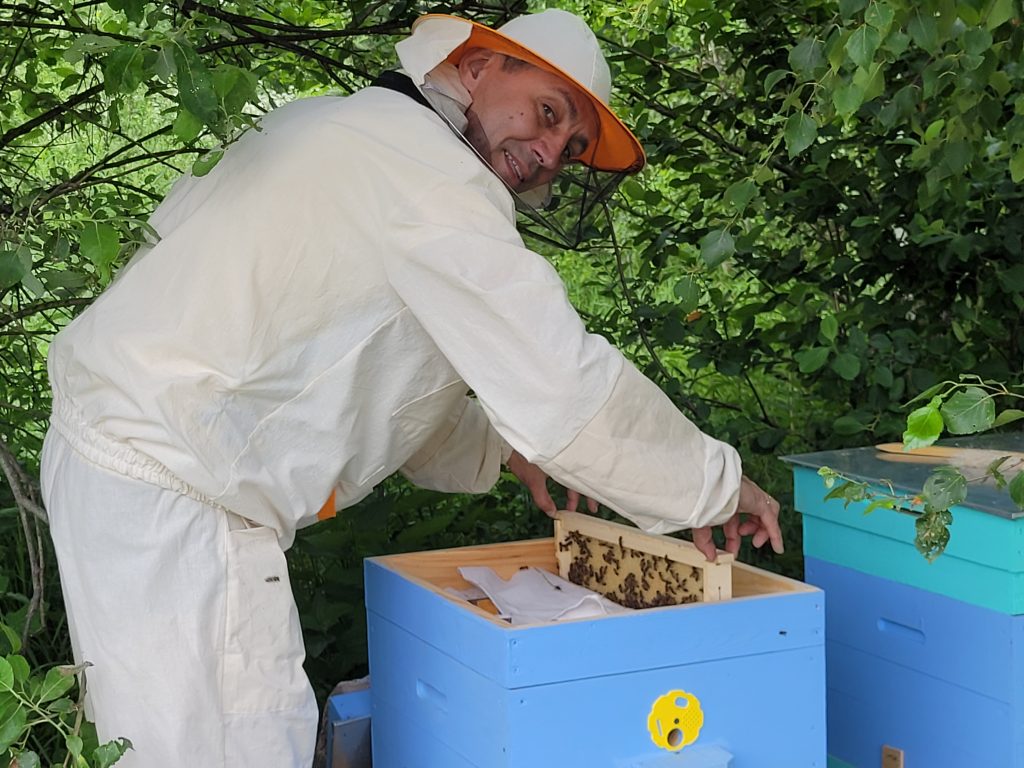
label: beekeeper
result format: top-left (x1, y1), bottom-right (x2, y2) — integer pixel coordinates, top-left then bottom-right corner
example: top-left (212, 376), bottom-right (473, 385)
top-left (40, 8), bottom-right (784, 768)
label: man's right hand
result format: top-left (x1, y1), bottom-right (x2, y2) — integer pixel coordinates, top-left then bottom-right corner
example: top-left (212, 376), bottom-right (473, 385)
top-left (506, 450), bottom-right (598, 516)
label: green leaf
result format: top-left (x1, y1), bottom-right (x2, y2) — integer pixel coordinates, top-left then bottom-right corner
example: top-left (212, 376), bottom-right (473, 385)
top-left (0, 250), bottom-right (28, 290)
top-left (0, 699), bottom-right (26, 753)
top-left (10, 750), bottom-right (40, 768)
top-left (103, 45), bottom-right (145, 96)
top-left (763, 69), bottom-right (789, 95)
top-left (63, 34), bottom-right (121, 65)
top-left (864, 498), bottom-right (897, 514)
top-left (831, 352), bottom-right (862, 380)
top-left (922, 466), bottom-right (968, 511)
top-left (93, 737), bottom-right (133, 768)
top-left (819, 315), bottom-right (839, 342)
top-left (839, 0), bottom-right (869, 19)
top-left (923, 118), bottom-right (945, 142)
top-left (673, 277), bottom-right (700, 312)
top-left (213, 64), bottom-right (257, 117)
top-left (38, 666), bottom-right (75, 703)
top-left (0, 657), bottom-right (13, 692)
top-left (998, 263), bottom-right (1024, 292)
top-left (903, 401), bottom-right (944, 449)
top-left (874, 364), bottom-right (894, 388)
top-left (0, 624), bottom-right (21, 655)
top-left (985, 0), bottom-right (1016, 29)
top-left (1010, 149), bottom-right (1024, 183)
top-left (908, 9), bottom-right (941, 53)
top-left (724, 179), bottom-right (756, 212)
top-left (173, 43), bottom-right (219, 126)
top-left (173, 109), bottom-right (203, 143)
top-left (796, 346), bottom-right (830, 373)
top-left (832, 82), bottom-right (864, 116)
top-left (79, 222), bottom-right (120, 282)
top-left (107, 0), bottom-right (145, 23)
top-left (46, 697), bottom-right (75, 714)
top-left (943, 140), bottom-right (972, 174)
top-left (940, 386), bottom-right (996, 434)
top-left (153, 44), bottom-right (177, 83)
top-left (699, 229), bottom-right (735, 267)
top-left (7, 655), bottom-right (28, 684)
top-left (993, 409), bottom-right (1024, 427)
top-left (833, 415), bottom-right (868, 435)
top-left (1010, 471), bottom-right (1024, 510)
top-left (789, 38), bottom-right (824, 77)
top-left (784, 112), bottom-right (817, 157)
top-left (915, 507), bottom-right (953, 560)
top-left (66, 733), bottom-right (83, 760)
top-left (865, 2), bottom-right (895, 33)
top-left (962, 26), bottom-right (994, 56)
top-left (852, 62), bottom-right (886, 102)
top-left (846, 25), bottom-right (881, 68)
top-left (191, 149), bottom-right (224, 178)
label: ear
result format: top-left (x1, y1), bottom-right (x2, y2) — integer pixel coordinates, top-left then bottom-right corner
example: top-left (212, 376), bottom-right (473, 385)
top-left (457, 48), bottom-right (497, 94)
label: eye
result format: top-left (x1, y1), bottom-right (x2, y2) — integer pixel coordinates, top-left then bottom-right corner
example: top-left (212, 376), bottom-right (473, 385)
top-left (542, 104), bottom-right (556, 123)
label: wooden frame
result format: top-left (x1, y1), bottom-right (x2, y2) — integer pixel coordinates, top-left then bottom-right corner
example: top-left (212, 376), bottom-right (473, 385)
top-left (553, 511), bottom-right (734, 604)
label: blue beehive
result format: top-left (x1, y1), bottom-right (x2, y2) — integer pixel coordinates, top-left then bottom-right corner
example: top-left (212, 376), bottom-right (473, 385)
top-left (786, 436), bottom-right (1024, 768)
top-left (364, 536), bottom-right (826, 768)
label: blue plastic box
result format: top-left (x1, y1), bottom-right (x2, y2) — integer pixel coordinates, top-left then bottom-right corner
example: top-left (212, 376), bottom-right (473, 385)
top-left (787, 439), bottom-right (1024, 767)
top-left (364, 538), bottom-right (826, 768)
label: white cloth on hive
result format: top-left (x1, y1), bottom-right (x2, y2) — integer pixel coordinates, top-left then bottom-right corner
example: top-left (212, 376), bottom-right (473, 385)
top-left (458, 566), bottom-right (632, 625)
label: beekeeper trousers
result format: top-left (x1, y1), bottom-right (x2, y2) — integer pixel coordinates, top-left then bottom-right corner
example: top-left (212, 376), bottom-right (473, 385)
top-left (40, 429), bottom-right (318, 767)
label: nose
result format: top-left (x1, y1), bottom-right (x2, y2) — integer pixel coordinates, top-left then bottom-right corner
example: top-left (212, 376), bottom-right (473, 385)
top-left (530, 128), bottom-right (570, 171)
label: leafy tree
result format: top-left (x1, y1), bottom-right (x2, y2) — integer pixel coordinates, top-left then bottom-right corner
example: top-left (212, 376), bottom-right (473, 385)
top-left (1, 2), bottom-right (1022, 755)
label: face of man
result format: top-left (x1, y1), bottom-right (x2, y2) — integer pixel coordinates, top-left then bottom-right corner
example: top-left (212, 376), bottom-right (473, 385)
top-left (458, 50), bottom-right (600, 193)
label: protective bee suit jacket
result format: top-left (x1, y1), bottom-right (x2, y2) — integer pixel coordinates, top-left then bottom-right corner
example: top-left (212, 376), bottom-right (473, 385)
top-left (48, 50), bottom-right (741, 552)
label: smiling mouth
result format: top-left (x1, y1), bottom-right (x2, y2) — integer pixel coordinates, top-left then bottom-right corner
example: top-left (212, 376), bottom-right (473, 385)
top-left (503, 149), bottom-right (525, 186)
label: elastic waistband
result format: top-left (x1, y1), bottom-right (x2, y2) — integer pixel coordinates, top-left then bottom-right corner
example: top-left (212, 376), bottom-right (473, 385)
top-left (49, 393), bottom-right (228, 514)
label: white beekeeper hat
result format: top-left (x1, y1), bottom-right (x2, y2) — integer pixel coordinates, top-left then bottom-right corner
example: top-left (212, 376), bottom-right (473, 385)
top-left (396, 9), bottom-right (646, 174)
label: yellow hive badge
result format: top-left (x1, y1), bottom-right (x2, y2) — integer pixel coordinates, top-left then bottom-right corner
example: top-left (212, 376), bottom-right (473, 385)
top-left (647, 690), bottom-right (704, 751)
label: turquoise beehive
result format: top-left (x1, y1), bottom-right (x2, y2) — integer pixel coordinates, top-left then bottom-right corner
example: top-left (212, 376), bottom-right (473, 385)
top-left (787, 435), bottom-right (1024, 768)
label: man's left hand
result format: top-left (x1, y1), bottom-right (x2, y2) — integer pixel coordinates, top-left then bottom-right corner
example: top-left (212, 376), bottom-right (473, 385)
top-left (692, 475), bottom-right (784, 562)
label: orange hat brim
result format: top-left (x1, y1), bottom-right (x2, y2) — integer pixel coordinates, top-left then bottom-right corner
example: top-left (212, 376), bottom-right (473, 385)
top-left (413, 14), bottom-right (646, 174)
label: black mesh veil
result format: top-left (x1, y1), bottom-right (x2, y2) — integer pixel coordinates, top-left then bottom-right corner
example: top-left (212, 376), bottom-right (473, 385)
top-left (512, 165), bottom-right (629, 250)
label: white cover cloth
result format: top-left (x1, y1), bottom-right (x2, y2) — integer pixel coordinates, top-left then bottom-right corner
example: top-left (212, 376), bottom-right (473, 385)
top-left (458, 566), bottom-right (631, 624)
top-left (40, 429), bottom-right (317, 767)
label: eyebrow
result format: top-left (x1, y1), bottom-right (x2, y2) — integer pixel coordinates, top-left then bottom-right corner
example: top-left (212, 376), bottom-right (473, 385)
top-left (557, 88), bottom-right (579, 122)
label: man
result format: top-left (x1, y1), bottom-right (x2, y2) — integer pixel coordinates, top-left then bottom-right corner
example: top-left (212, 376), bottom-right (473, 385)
top-left (40, 9), bottom-right (783, 767)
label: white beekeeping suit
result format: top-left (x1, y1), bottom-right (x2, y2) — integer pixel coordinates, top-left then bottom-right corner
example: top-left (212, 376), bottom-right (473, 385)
top-left (40, 10), bottom-right (742, 767)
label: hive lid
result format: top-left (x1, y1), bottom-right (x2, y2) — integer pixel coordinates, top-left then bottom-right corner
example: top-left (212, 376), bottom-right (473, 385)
top-left (783, 433), bottom-right (1024, 520)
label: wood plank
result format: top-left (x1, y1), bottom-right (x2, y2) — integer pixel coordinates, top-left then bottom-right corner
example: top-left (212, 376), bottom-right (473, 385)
top-left (731, 561), bottom-right (815, 597)
top-left (553, 511), bottom-right (733, 606)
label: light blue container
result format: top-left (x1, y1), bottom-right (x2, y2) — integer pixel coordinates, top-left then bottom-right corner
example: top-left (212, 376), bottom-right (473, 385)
top-left (787, 437), bottom-right (1024, 767)
top-left (808, 557), bottom-right (1024, 767)
top-left (787, 437), bottom-right (1024, 615)
top-left (364, 538), bottom-right (826, 767)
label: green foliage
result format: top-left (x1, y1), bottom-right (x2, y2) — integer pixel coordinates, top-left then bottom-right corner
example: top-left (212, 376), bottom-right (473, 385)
top-left (0, 620), bottom-right (130, 766)
top-left (1, 0), bottom-right (1022, 722)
